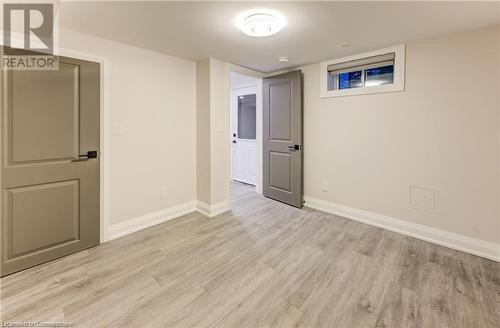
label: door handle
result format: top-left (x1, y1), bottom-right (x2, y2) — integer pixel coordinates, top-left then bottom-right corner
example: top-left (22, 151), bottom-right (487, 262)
top-left (74, 150), bottom-right (98, 161)
top-left (288, 145), bottom-right (302, 151)
top-left (232, 140), bottom-right (237, 144)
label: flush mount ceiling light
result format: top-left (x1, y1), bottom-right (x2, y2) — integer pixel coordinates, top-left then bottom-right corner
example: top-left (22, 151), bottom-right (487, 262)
top-left (235, 9), bottom-right (286, 37)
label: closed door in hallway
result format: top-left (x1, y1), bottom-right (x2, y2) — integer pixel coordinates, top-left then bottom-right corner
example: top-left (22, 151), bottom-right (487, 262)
top-left (1, 53), bottom-right (101, 276)
top-left (231, 86), bottom-right (257, 185)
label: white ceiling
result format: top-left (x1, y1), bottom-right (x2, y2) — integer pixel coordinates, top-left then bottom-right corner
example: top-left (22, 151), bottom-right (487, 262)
top-left (60, 1), bottom-right (500, 73)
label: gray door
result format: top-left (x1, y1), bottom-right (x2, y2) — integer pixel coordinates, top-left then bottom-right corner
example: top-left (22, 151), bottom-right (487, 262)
top-left (1, 54), bottom-right (100, 276)
top-left (263, 70), bottom-right (303, 208)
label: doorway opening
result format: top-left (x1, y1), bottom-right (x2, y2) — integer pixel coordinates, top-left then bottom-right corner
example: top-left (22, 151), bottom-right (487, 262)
top-left (229, 71), bottom-right (262, 198)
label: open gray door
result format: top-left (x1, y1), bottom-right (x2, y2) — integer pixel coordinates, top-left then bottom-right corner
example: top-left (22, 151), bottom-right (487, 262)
top-left (263, 70), bottom-right (303, 208)
top-left (1, 53), bottom-right (101, 276)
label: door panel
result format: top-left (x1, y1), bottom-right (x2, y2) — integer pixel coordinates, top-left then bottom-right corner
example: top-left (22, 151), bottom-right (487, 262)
top-left (1, 54), bottom-right (100, 276)
top-left (269, 152), bottom-right (291, 192)
top-left (232, 139), bottom-right (256, 185)
top-left (269, 81), bottom-right (291, 141)
top-left (11, 63), bottom-right (79, 162)
top-left (263, 70), bottom-right (303, 207)
top-left (8, 180), bottom-right (79, 257)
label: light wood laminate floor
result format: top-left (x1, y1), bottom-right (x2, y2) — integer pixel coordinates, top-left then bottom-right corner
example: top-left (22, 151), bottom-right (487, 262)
top-left (1, 182), bottom-right (499, 327)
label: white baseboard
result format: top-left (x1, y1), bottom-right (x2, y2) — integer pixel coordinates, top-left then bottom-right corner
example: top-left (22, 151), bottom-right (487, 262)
top-left (107, 200), bottom-right (197, 241)
top-left (304, 196), bottom-right (500, 262)
top-left (196, 200), bottom-right (230, 218)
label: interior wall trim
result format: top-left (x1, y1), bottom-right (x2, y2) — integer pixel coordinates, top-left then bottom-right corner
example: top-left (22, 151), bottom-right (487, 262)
top-left (304, 196), bottom-right (500, 262)
top-left (196, 200), bottom-right (230, 218)
top-left (107, 199), bottom-right (231, 240)
top-left (107, 201), bottom-right (197, 240)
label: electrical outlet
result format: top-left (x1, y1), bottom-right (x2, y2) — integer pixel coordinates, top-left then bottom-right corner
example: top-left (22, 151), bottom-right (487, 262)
top-left (160, 187), bottom-right (168, 199)
top-left (321, 181), bottom-right (329, 192)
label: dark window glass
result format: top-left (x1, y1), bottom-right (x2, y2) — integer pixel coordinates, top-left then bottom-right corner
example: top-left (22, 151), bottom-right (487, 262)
top-left (365, 65), bottom-right (394, 86)
top-left (238, 94), bottom-right (256, 140)
top-left (339, 71), bottom-right (363, 89)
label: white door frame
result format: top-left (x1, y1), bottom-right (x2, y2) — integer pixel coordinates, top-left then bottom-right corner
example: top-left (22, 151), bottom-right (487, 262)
top-left (229, 76), bottom-right (263, 194)
top-left (56, 47), bottom-right (110, 242)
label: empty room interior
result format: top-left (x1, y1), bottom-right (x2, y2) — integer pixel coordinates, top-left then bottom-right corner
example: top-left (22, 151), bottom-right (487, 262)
top-left (1, 1), bottom-right (500, 327)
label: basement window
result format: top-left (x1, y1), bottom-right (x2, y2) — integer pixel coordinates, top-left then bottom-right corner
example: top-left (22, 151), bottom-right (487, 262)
top-left (321, 45), bottom-right (405, 98)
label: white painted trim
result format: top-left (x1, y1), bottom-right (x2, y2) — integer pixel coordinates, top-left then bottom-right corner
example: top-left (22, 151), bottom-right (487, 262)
top-left (304, 196), bottom-right (500, 262)
top-left (56, 47), bottom-right (111, 243)
top-left (229, 72), bottom-right (263, 195)
top-left (107, 201), bottom-right (197, 240)
top-left (231, 83), bottom-right (258, 90)
top-left (227, 63), bottom-right (266, 79)
top-left (196, 200), bottom-right (230, 218)
top-left (320, 44), bottom-right (406, 98)
top-left (227, 66), bottom-right (265, 198)
top-left (255, 78), bottom-right (263, 194)
top-left (107, 198), bottom-right (230, 241)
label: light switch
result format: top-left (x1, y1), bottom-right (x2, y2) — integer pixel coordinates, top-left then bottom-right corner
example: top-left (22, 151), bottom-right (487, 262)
top-left (160, 187), bottom-right (168, 199)
top-left (113, 122), bottom-right (123, 136)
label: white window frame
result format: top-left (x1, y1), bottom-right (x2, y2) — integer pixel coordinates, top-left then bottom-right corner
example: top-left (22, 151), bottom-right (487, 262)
top-left (320, 44), bottom-right (405, 98)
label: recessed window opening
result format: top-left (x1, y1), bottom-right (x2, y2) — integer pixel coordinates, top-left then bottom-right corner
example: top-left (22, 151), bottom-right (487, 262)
top-left (327, 52), bottom-right (395, 91)
top-left (320, 45), bottom-right (405, 98)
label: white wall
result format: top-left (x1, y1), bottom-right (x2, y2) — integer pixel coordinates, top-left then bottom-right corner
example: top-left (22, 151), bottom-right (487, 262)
top-left (57, 25), bottom-right (499, 258)
top-left (59, 29), bottom-right (197, 232)
top-left (195, 60), bottom-right (264, 213)
top-left (302, 26), bottom-right (500, 245)
top-left (209, 58), bottom-right (230, 205)
top-left (195, 58), bottom-right (229, 210)
top-left (196, 59), bottom-right (211, 205)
